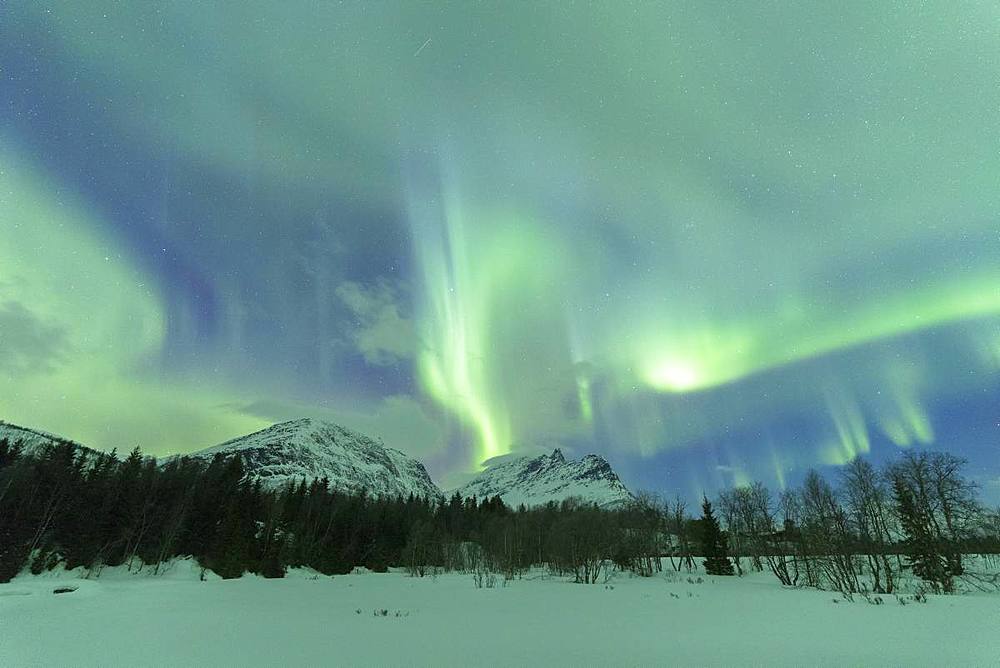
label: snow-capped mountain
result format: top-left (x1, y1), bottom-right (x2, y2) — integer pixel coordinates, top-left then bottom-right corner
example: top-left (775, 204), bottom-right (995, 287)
top-left (0, 421), bottom-right (96, 457)
top-left (454, 449), bottom-right (633, 508)
top-left (188, 418), bottom-right (442, 499)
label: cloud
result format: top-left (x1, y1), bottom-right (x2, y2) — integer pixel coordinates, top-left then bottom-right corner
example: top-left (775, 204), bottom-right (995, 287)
top-left (0, 300), bottom-right (70, 373)
top-left (336, 281), bottom-right (416, 365)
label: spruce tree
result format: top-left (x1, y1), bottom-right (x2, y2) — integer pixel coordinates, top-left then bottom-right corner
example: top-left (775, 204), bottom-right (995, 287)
top-left (893, 478), bottom-right (953, 593)
top-left (0, 437), bottom-right (23, 470)
top-left (699, 497), bottom-right (734, 576)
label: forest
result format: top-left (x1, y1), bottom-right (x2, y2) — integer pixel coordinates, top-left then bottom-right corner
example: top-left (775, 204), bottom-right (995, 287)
top-left (1, 437), bottom-right (999, 599)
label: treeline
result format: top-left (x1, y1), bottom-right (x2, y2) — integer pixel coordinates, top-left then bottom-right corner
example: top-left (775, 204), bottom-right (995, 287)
top-left (0, 439), bottom-right (662, 585)
top-left (1, 438), bottom-right (998, 596)
top-left (700, 452), bottom-right (1000, 596)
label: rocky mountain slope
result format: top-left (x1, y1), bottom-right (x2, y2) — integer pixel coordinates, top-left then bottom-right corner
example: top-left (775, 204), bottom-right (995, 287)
top-left (188, 418), bottom-right (442, 499)
top-left (454, 449), bottom-right (633, 508)
top-left (3, 419), bottom-right (632, 509)
top-left (0, 421), bottom-right (96, 457)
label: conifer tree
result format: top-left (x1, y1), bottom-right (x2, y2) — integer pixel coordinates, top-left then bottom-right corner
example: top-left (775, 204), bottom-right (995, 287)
top-left (0, 437), bottom-right (22, 470)
top-left (2, 441), bottom-right (993, 586)
top-left (699, 497), bottom-right (734, 576)
top-left (893, 478), bottom-right (953, 593)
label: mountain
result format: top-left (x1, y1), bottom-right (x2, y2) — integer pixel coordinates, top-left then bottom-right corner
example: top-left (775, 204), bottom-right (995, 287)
top-left (0, 421), bottom-right (97, 458)
top-left (187, 418), bottom-right (442, 499)
top-left (454, 449), bottom-right (633, 508)
top-left (2, 418), bottom-right (630, 509)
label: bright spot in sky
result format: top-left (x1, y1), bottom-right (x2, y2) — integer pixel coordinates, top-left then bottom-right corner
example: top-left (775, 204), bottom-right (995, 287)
top-left (2, 2), bottom-right (999, 500)
top-left (644, 358), bottom-right (704, 393)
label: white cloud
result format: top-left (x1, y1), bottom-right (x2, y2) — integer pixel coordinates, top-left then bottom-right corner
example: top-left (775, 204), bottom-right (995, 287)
top-left (336, 281), bottom-right (415, 365)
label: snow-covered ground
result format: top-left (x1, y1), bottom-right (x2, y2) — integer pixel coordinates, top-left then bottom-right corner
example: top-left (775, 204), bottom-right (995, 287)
top-left (2, 560), bottom-right (999, 667)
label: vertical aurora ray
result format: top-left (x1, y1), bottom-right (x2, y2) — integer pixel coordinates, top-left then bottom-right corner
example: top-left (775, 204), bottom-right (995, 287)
top-left (875, 361), bottom-right (934, 448)
top-left (769, 446), bottom-right (788, 492)
top-left (413, 231), bottom-right (510, 466)
top-left (821, 387), bottom-right (872, 466)
top-left (407, 168), bottom-right (573, 469)
top-left (408, 185), bottom-right (505, 464)
top-left (575, 375), bottom-right (594, 425)
top-left (2, 1), bottom-right (1000, 501)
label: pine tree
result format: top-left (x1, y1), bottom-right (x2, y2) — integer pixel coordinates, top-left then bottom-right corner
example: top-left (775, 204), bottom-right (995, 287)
top-left (699, 497), bottom-right (734, 576)
top-left (893, 478), bottom-right (953, 593)
top-left (0, 439), bottom-right (31, 582)
top-left (0, 437), bottom-right (23, 470)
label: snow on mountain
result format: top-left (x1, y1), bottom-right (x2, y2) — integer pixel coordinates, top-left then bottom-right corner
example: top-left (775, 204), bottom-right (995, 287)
top-left (2, 418), bottom-right (629, 509)
top-left (454, 449), bottom-right (633, 508)
top-left (0, 421), bottom-right (97, 458)
top-left (188, 418), bottom-right (443, 500)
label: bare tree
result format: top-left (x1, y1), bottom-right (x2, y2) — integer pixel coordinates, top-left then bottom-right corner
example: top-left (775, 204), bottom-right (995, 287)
top-left (799, 470), bottom-right (861, 596)
top-left (718, 489), bottom-right (745, 576)
top-left (614, 492), bottom-right (664, 577)
top-left (667, 495), bottom-right (694, 572)
top-left (736, 482), bottom-right (773, 573)
top-left (927, 452), bottom-right (981, 575)
top-left (763, 489), bottom-right (800, 586)
top-left (841, 458), bottom-right (896, 593)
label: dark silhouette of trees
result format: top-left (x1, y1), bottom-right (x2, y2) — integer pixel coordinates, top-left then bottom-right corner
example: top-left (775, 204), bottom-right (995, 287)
top-left (1, 440), bottom-right (997, 593)
top-left (0, 441), bottom-right (649, 584)
top-left (893, 477), bottom-right (954, 593)
top-left (841, 458), bottom-right (896, 593)
top-left (667, 495), bottom-right (695, 571)
top-left (709, 452), bottom-right (996, 596)
top-left (699, 497), bottom-right (734, 575)
top-left (887, 452), bottom-right (979, 582)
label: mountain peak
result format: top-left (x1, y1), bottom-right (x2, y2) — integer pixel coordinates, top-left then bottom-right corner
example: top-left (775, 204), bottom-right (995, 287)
top-left (189, 420), bottom-right (440, 499)
top-left (274, 417), bottom-right (329, 432)
top-left (280, 417), bottom-right (316, 427)
top-left (455, 448), bottom-right (632, 508)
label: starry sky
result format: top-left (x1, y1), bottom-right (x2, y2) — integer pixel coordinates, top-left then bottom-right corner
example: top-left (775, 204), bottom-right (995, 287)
top-left (2, 2), bottom-right (999, 499)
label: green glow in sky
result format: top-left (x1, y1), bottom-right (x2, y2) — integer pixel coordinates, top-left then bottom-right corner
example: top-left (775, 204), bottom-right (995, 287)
top-left (0, 147), bottom-right (268, 452)
top-left (411, 183), bottom-right (570, 467)
top-left (3, 2), bottom-right (999, 494)
top-left (636, 274), bottom-right (1000, 394)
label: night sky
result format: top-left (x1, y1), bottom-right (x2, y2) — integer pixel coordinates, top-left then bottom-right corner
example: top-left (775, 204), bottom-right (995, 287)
top-left (2, 3), bottom-right (998, 499)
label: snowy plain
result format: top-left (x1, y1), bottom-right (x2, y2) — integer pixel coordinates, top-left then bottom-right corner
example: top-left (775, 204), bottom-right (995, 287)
top-left (2, 558), bottom-right (999, 667)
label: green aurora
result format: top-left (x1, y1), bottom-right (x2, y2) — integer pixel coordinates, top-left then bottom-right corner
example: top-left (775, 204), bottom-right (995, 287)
top-left (1, 2), bottom-right (998, 495)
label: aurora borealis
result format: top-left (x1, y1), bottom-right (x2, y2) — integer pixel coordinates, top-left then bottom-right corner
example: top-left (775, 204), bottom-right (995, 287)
top-left (2, 3), bottom-right (998, 499)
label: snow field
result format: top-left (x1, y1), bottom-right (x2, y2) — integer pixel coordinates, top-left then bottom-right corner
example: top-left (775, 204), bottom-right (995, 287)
top-left (3, 559), bottom-right (999, 667)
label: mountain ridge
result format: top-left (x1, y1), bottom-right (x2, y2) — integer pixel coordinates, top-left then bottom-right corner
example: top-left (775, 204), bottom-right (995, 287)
top-left (187, 418), bottom-right (443, 499)
top-left (0, 421), bottom-right (99, 457)
top-left (2, 419), bottom-right (633, 507)
top-left (454, 448), bottom-right (633, 508)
